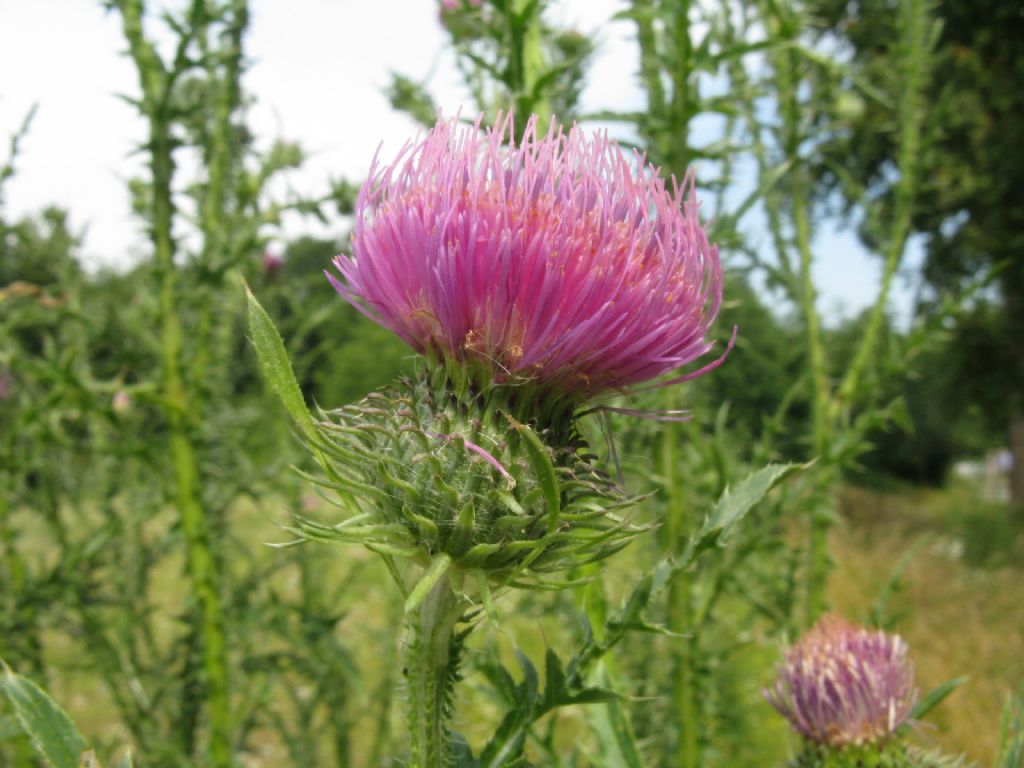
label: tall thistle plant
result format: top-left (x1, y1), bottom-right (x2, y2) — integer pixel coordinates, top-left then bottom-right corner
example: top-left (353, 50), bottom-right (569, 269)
top-left (106, 1), bottom-right (350, 764)
top-left (463, 0), bottom-right (939, 762)
top-left (743, 0), bottom-right (938, 622)
top-left (113, 2), bottom-right (241, 762)
top-left (249, 112), bottom-right (741, 765)
top-left (391, 0), bottom-right (594, 133)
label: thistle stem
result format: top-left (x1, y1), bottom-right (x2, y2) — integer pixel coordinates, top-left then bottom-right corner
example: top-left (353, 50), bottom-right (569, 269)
top-left (662, 407), bottom-right (698, 768)
top-left (407, 569), bottom-right (464, 768)
top-left (116, 3), bottom-right (232, 762)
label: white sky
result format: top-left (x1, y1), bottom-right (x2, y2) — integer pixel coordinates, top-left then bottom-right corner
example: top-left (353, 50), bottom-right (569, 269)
top-left (0, 0), bottom-right (915, 322)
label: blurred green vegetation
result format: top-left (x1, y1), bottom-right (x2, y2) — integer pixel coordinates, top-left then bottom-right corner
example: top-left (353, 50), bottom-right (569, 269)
top-left (2, 0), bottom-right (1021, 766)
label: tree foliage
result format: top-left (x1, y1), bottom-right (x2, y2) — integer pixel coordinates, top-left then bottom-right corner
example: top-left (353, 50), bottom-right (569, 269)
top-left (810, 0), bottom-right (1024, 501)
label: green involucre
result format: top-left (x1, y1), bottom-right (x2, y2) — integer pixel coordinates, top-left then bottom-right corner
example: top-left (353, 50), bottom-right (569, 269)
top-left (288, 367), bottom-right (643, 588)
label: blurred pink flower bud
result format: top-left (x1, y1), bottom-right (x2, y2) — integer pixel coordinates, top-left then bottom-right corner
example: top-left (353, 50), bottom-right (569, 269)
top-left (112, 391), bottom-right (132, 413)
top-left (263, 252), bottom-right (283, 273)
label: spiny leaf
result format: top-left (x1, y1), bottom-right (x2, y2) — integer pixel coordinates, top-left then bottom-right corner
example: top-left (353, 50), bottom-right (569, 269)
top-left (542, 649), bottom-right (567, 711)
top-left (584, 666), bottom-right (645, 768)
top-left (996, 685), bottom-right (1024, 768)
top-left (477, 653), bottom-right (539, 768)
top-left (475, 570), bottom-right (500, 628)
top-left (567, 464), bottom-right (804, 685)
top-left (539, 647), bottom-right (619, 715)
top-left (683, 462), bottom-right (804, 565)
top-left (245, 283), bottom-right (318, 444)
top-left (1, 662), bottom-right (89, 768)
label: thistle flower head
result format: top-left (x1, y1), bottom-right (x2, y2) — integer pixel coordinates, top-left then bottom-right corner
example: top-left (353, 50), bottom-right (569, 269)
top-left (299, 113), bottom-right (725, 590)
top-left (330, 113), bottom-right (723, 409)
top-left (765, 615), bottom-right (918, 748)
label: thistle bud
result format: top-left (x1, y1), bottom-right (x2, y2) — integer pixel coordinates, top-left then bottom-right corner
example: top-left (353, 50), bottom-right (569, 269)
top-left (304, 366), bottom-right (640, 587)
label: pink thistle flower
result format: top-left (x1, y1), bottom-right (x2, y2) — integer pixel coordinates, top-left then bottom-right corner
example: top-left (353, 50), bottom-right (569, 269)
top-left (329, 113), bottom-right (724, 404)
top-left (765, 615), bottom-right (918, 748)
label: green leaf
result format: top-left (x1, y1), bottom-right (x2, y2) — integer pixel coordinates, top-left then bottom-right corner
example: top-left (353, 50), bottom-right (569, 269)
top-left (475, 570), bottom-right (500, 628)
top-left (1, 662), bottom-right (89, 768)
top-left (995, 685), bottom-right (1024, 768)
top-left (869, 533), bottom-right (932, 629)
top-left (910, 676), bottom-right (968, 721)
top-left (477, 653), bottom-right (538, 768)
top-left (585, 666), bottom-right (645, 768)
top-left (687, 462), bottom-right (803, 561)
top-left (245, 283), bottom-right (318, 444)
top-left (506, 417), bottom-right (560, 531)
top-left (709, 38), bottom-right (788, 67)
top-left (541, 649), bottom-right (567, 711)
top-left (717, 158), bottom-right (794, 231)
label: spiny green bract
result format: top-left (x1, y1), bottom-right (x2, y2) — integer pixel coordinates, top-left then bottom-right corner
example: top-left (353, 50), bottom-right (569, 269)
top-left (288, 365), bottom-right (643, 589)
top-left (790, 742), bottom-right (973, 768)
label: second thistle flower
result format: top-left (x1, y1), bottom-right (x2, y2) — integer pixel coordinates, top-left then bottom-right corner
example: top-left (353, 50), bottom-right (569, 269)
top-left (765, 615), bottom-right (918, 750)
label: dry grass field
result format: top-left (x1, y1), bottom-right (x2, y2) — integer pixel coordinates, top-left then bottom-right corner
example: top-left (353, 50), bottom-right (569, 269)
top-left (831, 484), bottom-right (1024, 765)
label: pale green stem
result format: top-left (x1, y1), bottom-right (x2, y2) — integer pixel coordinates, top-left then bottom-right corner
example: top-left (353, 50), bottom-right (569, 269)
top-left (728, 14), bottom-right (797, 295)
top-left (836, 0), bottom-right (929, 414)
top-left (765, 7), bottom-right (834, 622)
top-left (118, 2), bottom-right (232, 763)
top-left (668, 0), bottom-right (694, 176)
top-left (797, 170), bottom-right (834, 623)
top-left (407, 570), bottom-right (464, 768)
top-left (633, 0), bottom-right (666, 126)
top-left (192, 1), bottom-right (247, 417)
top-left (509, 0), bottom-right (549, 132)
top-left (665, 3), bottom-right (701, 762)
top-left (662, 405), bottom-right (699, 768)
